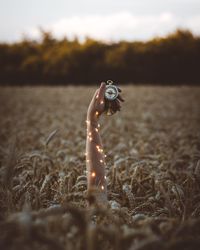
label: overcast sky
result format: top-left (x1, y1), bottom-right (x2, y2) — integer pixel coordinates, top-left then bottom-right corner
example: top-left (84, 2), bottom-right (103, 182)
top-left (0, 0), bottom-right (200, 42)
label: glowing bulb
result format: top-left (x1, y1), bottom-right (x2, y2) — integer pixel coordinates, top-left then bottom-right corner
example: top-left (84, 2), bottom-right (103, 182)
top-left (100, 100), bottom-right (104, 104)
top-left (104, 154), bottom-right (107, 158)
top-left (86, 159), bottom-right (90, 163)
top-left (101, 185), bottom-right (104, 190)
top-left (104, 176), bottom-right (107, 180)
top-left (96, 94), bottom-right (99, 99)
top-left (91, 172), bottom-right (96, 177)
top-left (100, 159), bottom-right (103, 163)
top-left (98, 124), bottom-right (100, 128)
top-left (95, 111), bottom-right (99, 116)
top-left (88, 132), bottom-right (92, 136)
top-left (96, 145), bottom-right (100, 149)
top-left (95, 128), bottom-right (98, 132)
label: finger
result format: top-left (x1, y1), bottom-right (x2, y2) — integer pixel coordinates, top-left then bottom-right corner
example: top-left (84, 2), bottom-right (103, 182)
top-left (114, 100), bottom-right (121, 111)
top-left (114, 105), bottom-right (120, 112)
top-left (117, 87), bottom-right (122, 93)
top-left (117, 94), bottom-right (125, 102)
top-left (111, 101), bottom-right (119, 113)
top-left (115, 99), bottom-right (121, 106)
top-left (114, 99), bottom-right (121, 107)
top-left (91, 89), bottom-right (99, 104)
top-left (112, 101), bottom-right (117, 111)
top-left (96, 82), bottom-right (106, 102)
top-left (108, 102), bottom-right (116, 114)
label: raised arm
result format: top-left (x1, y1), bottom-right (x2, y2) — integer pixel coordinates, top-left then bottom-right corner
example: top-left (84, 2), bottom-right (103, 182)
top-left (86, 82), bottom-right (124, 206)
top-left (86, 83), bottom-right (107, 204)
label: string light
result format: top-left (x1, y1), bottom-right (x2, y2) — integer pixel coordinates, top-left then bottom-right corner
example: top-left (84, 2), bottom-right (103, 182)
top-left (100, 159), bottom-right (103, 163)
top-left (104, 154), bottom-right (107, 158)
top-left (101, 185), bottom-right (104, 190)
top-left (86, 159), bottom-right (90, 163)
top-left (95, 128), bottom-right (98, 132)
top-left (95, 144), bottom-right (105, 154)
top-left (100, 100), bottom-right (104, 104)
top-left (98, 124), bottom-right (100, 128)
top-left (86, 120), bottom-right (90, 125)
top-left (96, 94), bottom-right (99, 99)
top-left (104, 176), bottom-right (107, 180)
top-left (88, 132), bottom-right (92, 136)
top-left (95, 111), bottom-right (99, 116)
top-left (96, 145), bottom-right (103, 153)
top-left (91, 172), bottom-right (96, 177)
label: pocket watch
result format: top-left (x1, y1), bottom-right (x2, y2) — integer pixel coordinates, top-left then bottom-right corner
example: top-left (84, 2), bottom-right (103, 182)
top-left (104, 80), bottom-right (119, 115)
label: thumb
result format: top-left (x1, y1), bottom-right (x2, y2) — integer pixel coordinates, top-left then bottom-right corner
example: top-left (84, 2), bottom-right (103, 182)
top-left (97, 82), bottom-right (106, 102)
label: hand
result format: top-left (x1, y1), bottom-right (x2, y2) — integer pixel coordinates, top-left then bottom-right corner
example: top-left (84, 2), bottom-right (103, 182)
top-left (87, 82), bottom-right (124, 122)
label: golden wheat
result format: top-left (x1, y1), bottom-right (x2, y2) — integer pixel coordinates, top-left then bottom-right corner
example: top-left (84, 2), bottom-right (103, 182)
top-left (0, 86), bottom-right (200, 250)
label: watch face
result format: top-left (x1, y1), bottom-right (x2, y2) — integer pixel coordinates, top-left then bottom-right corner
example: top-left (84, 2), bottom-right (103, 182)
top-left (105, 85), bottom-right (118, 101)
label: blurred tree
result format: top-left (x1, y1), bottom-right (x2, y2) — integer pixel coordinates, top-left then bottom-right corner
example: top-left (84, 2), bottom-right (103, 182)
top-left (0, 29), bottom-right (199, 85)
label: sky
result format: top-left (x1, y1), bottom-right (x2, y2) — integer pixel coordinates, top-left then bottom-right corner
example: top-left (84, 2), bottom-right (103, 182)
top-left (0, 0), bottom-right (200, 42)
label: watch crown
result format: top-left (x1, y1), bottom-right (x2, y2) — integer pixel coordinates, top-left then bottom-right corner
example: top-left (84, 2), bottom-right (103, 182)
top-left (107, 80), bottom-right (113, 85)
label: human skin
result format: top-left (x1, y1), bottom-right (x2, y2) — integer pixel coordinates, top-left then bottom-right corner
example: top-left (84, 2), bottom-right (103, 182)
top-left (86, 82), bottom-right (124, 205)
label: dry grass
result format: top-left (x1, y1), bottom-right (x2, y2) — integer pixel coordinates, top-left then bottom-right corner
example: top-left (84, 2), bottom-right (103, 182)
top-left (0, 85), bottom-right (200, 250)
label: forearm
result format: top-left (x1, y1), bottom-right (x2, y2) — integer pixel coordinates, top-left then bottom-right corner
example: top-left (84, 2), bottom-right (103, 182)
top-left (86, 117), bottom-right (107, 198)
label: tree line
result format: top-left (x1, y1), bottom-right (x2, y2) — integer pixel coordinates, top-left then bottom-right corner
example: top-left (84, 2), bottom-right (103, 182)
top-left (0, 29), bottom-right (200, 85)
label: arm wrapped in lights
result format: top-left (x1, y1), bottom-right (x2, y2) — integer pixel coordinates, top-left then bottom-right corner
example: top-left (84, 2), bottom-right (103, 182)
top-left (86, 82), bottom-right (124, 206)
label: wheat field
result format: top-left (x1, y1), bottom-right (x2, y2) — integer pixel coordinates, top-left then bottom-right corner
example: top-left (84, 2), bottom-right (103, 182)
top-left (0, 86), bottom-right (200, 250)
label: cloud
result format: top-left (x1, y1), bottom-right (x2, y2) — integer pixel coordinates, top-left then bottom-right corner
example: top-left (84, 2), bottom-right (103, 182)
top-left (28, 12), bottom-right (200, 41)
top-left (185, 16), bottom-right (200, 34)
